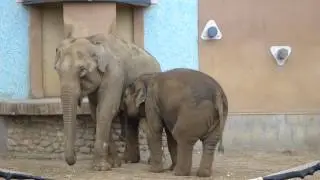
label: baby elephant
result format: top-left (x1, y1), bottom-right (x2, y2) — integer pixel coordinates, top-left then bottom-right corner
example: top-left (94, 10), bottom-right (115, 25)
top-left (122, 68), bottom-right (228, 177)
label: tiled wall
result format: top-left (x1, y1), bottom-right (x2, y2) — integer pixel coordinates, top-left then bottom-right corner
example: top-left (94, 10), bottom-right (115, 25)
top-left (0, 1), bottom-right (29, 99)
top-left (144, 0), bottom-right (199, 71)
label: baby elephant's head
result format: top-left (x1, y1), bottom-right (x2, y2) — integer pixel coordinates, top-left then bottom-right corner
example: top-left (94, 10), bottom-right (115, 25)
top-left (122, 79), bottom-right (147, 117)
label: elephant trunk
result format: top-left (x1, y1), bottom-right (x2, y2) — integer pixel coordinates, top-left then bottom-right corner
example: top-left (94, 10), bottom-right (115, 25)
top-left (61, 84), bottom-right (80, 166)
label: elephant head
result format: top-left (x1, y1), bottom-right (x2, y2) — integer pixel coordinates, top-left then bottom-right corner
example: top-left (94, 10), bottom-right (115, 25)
top-left (122, 73), bottom-right (157, 117)
top-left (54, 34), bottom-right (112, 165)
top-left (123, 79), bottom-right (147, 118)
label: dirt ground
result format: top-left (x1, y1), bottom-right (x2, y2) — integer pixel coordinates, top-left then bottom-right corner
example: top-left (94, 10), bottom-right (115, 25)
top-left (0, 150), bottom-right (320, 180)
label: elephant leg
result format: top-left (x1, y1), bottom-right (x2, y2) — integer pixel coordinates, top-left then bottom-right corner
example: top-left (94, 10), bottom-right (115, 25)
top-left (173, 140), bottom-right (194, 176)
top-left (171, 114), bottom-right (197, 176)
top-left (123, 116), bottom-right (140, 163)
top-left (88, 93), bottom-right (97, 123)
top-left (107, 126), bottom-right (121, 168)
top-left (92, 76), bottom-right (124, 171)
top-left (88, 93), bottom-right (97, 137)
top-left (164, 127), bottom-right (177, 171)
top-left (145, 105), bottom-right (164, 173)
top-left (197, 130), bottom-right (220, 177)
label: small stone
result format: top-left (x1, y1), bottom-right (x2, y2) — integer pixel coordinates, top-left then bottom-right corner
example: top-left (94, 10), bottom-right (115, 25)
top-left (22, 139), bottom-right (30, 145)
top-left (7, 139), bottom-right (16, 146)
top-left (76, 132), bottom-right (83, 139)
top-left (40, 140), bottom-right (51, 147)
top-left (15, 128), bottom-right (23, 133)
top-left (37, 146), bottom-right (45, 151)
top-left (33, 139), bottom-right (40, 145)
top-left (53, 142), bottom-right (60, 150)
top-left (20, 146), bottom-right (28, 152)
top-left (57, 131), bottom-right (64, 137)
top-left (48, 132), bottom-right (57, 136)
top-left (45, 146), bottom-right (54, 153)
top-left (10, 134), bottom-right (20, 141)
top-left (83, 133), bottom-right (94, 140)
top-left (7, 146), bottom-right (14, 151)
top-left (112, 134), bottom-right (119, 141)
top-left (115, 129), bottom-right (121, 135)
top-left (85, 141), bottom-right (94, 148)
top-left (75, 139), bottom-right (85, 147)
top-left (118, 146), bottom-right (125, 153)
top-left (79, 147), bottom-right (90, 154)
top-left (40, 130), bottom-right (47, 136)
top-left (8, 128), bottom-right (14, 134)
top-left (55, 148), bottom-right (63, 153)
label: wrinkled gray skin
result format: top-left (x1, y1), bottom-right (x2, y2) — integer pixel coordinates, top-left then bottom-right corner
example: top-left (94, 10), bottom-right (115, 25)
top-left (54, 32), bottom-right (161, 171)
top-left (122, 68), bottom-right (228, 177)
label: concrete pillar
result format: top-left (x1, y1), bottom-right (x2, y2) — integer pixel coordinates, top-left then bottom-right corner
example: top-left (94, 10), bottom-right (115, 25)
top-left (63, 3), bottom-right (117, 37)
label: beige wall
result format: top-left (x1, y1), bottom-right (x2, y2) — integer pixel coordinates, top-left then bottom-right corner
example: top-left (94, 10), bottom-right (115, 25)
top-left (117, 5), bottom-right (134, 42)
top-left (199, 0), bottom-right (320, 113)
top-left (41, 5), bottom-right (134, 97)
top-left (42, 5), bottom-right (64, 97)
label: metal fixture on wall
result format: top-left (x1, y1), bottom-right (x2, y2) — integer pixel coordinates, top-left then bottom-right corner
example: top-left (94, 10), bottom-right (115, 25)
top-left (269, 46), bottom-right (292, 66)
top-left (201, 20), bottom-right (222, 40)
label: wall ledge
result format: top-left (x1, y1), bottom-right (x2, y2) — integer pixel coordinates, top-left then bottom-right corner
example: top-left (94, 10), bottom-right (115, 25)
top-left (0, 98), bottom-right (90, 115)
top-left (20, 0), bottom-right (152, 7)
top-left (1, 98), bottom-right (319, 116)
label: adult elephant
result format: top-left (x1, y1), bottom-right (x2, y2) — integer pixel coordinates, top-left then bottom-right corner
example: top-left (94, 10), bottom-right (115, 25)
top-left (54, 29), bottom-right (161, 171)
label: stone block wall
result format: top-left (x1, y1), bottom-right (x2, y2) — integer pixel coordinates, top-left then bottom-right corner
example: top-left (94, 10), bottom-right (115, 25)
top-left (5, 115), bottom-right (168, 161)
top-left (3, 113), bottom-right (320, 160)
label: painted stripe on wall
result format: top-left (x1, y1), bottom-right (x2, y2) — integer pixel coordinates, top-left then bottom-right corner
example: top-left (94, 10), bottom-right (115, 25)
top-left (0, 1), bottom-right (29, 99)
top-left (144, 0), bottom-right (198, 71)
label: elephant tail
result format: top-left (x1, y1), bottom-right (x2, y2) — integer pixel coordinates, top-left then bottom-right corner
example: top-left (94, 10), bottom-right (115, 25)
top-left (215, 89), bottom-right (228, 154)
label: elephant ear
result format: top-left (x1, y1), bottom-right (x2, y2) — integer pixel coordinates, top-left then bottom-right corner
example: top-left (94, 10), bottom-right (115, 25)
top-left (86, 34), bottom-right (111, 73)
top-left (90, 49), bottom-right (114, 73)
top-left (135, 83), bottom-right (147, 108)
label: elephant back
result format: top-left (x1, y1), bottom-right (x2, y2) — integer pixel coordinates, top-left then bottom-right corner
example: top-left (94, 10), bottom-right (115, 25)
top-left (104, 34), bottom-right (162, 85)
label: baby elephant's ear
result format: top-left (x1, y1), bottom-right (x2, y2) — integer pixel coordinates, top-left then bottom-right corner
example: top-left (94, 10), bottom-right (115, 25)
top-left (135, 85), bottom-right (146, 108)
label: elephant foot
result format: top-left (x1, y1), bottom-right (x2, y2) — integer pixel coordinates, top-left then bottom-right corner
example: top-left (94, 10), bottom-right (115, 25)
top-left (217, 143), bottom-right (224, 154)
top-left (148, 164), bottom-right (164, 173)
top-left (174, 167), bottom-right (191, 176)
top-left (168, 163), bottom-right (176, 171)
top-left (147, 157), bottom-right (151, 164)
top-left (196, 168), bottom-right (212, 177)
top-left (122, 154), bottom-right (140, 164)
top-left (92, 159), bottom-right (112, 171)
top-left (108, 156), bottom-right (122, 168)
top-left (112, 160), bottom-right (121, 168)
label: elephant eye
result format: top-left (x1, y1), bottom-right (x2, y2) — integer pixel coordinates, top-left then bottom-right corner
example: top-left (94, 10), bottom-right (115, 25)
top-left (79, 65), bottom-right (87, 77)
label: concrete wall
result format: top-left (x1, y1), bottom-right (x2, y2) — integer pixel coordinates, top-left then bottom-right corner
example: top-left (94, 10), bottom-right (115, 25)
top-left (199, 0), bottom-right (320, 113)
top-left (144, 0), bottom-right (198, 71)
top-left (0, 1), bottom-right (29, 100)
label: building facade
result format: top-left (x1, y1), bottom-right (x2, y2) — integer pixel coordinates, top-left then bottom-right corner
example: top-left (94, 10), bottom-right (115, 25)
top-left (0, 0), bottom-right (319, 157)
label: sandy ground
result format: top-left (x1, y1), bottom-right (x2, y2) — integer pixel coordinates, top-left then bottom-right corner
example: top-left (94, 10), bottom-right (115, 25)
top-left (0, 150), bottom-right (320, 180)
